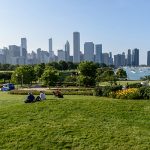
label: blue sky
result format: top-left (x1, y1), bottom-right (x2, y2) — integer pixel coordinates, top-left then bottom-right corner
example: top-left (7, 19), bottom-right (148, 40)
top-left (0, 0), bottom-right (150, 64)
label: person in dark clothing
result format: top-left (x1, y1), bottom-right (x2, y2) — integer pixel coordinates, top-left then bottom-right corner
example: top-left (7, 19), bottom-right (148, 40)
top-left (53, 89), bottom-right (63, 98)
top-left (24, 93), bottom-right (35, 103)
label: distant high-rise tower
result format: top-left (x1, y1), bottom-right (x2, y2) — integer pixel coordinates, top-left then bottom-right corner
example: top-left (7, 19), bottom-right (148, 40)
top-left (132, 48), bottom-right (139, 66)
top-left (84, 42), bottom-right (94, 62)
top-left (102, 53), bottom-right (109, 66)
top-left (147, 51), bottom-right (150, 66)
top-left (21, 38), bottom-right (27, 57)
top-left (73, 32), bottom-right (80, 63)
top-left (57, 49), bottom-right (65, 62)
top-left (121, 52), bottom-right (126, 66)
top-left (127, 49), bottom-right (132, 66)
top-left (49, 38), bottom-right (54, 62)
top-left (65, 41), bottom-right (70, 62)
top-left (95, 44), bottom-right (102, 64)
top-left (109, 52), bottom-right (113, 65)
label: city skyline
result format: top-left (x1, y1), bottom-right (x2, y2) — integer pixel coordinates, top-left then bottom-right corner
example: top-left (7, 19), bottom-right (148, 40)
top-left (0, 0), bottom-right (150, 64)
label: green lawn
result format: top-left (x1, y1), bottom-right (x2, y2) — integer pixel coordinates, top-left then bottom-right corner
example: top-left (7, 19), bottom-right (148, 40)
top-left (0, 93), bottom-right (150, 150)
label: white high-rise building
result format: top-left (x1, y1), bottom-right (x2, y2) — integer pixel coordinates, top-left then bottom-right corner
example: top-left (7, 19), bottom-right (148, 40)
top-left (84, 42), bottom-right (94, 62)
top-left (49, 38), bottom-right (54, 62)
top-left (65, 41), bottom-right (70, 62)
top-left (95, 44), bottom-right (102, 63)
top-left (58, 49), bottom-right (65, 62)
top-left (73, 32), bottom-right (80, 63)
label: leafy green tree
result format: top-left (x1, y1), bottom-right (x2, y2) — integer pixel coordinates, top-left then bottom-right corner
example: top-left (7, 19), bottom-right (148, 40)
top-left (11, 65), bottom-right (36, 86)
top-left (78, 61), bottom-right (98, 87)
top-left (59, 61), bottom-right (68, 70)
top-left (47, 62), bottom-right (61, 70)
top-left (34, 63), bottom-right (45, 80)
top-left (116, 68), bottom-right (127, 79)
top-left (41, 66), bottom-right (59, 87)
top-left (96, 67), bottom-right (117, 85)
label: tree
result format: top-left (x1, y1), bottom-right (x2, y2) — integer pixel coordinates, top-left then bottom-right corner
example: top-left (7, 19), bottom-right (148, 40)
top-left (116, 68), bottom-right (127, 80)
top-left (11, 65), bottom-right (36, 86)
top-left (96, 67), bottom-right (117, 85)
top-left (59, 61), bottom-right (68, 70)
top-left (34, 63), bottom-right (45, 80)
top-left (41, 66), bottom-right (59, 87)
top-left (77, 61), bottom-right (98, 87)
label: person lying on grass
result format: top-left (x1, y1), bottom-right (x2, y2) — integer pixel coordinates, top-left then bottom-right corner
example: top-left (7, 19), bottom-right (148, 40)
top-left (53, 89), bottom-right (63, 98)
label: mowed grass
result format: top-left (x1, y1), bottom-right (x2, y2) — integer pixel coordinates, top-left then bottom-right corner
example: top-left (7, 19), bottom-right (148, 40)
top-left (0, 93), bottom-right (150, 150)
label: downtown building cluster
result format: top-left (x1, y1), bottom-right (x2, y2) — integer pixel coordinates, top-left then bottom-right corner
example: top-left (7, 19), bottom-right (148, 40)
top-left (0, 32), bottom-right (150, 67)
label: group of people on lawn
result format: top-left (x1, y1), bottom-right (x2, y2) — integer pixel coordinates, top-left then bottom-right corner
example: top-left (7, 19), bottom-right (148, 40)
top-left (25, 89), bottom-right (63, 103)
top-left (24, 91), bottom-right (46, 103)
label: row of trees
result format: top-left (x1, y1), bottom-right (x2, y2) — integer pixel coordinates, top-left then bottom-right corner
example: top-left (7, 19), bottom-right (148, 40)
top-left (11, 61), bottom-right (127, 87)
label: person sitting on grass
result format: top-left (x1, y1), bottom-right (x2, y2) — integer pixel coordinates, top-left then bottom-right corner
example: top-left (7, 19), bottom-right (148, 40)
top-left (53, 89), bottom-right (63, 98)
top-left (24, 92), bottom-right (35, 103)
top-left (35, 91), bottom-right (46, 101)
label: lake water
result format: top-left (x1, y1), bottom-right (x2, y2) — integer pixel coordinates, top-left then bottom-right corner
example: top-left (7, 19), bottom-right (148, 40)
top-left (123, 67), bottom-right (150, 80)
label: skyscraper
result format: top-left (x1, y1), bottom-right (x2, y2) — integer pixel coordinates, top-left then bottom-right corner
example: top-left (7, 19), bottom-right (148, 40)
top-left (20, 38), bottom-right (27, 65)
top-left (73, 32), bottom-right (80, 63)
top-left (114, 54), bottom-right (122, 67)
top-left (84, 42), bottom-right (94, 62)
top-left (132, 48), bottom-right (139, 66)
top-left (21, 38), bottom-right (27, 57)
top-left (147, 51), bottom-right (150, 66)
top-left (49, 38), bottom-right (54, 62)
top-left (65, 41), bottom-right (70, 62)
top-left (127, 49), bottom-right (132, 66)
top-left (58, 49), bottom-right (65, 62)
top-left (102, 53), bottom-right (109, 65)
top-left (95, 44), bottom-right (102, 64)
top-left (121, 52), bottom-right (126, 66)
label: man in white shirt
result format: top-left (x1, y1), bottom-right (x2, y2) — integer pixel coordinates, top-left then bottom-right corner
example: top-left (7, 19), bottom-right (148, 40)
top-left (40, 91), bottom-right (46, 100)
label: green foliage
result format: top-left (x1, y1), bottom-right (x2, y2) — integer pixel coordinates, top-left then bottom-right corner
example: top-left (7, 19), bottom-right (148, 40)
top-left (0, 71), bottom-right (13, 83)
top-left (96, 67), bottom-right (117, 84)
top-left (41, 66), bottom-right (59, 86)
top-left (128, 83), bottom-right (142, 88)
top-left (140, 75), bottom-right (150, 81)
top-left (139, 86), bottom-right (150, 99)
top-left (34, 63), bottom-right (45, 80)
top-left (78, 61), bottom-right (98, 87)
top-left (116, 68), bottom-right (127, 79)
top-left (78, 75), bottom-right (96, 87)
top-left (114, 88), bottom-right (141, 99)
top-left (94, 85), bottom-right (122, 97)
top-left (11, 66), bottom-right (36, 85)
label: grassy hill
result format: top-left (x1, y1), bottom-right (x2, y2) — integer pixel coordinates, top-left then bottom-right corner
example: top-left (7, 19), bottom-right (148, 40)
top-left (0, 93), bottom-right (150, 150)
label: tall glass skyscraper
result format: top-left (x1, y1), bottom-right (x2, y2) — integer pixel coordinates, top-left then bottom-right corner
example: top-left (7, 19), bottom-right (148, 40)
top-left (84, 42), bottom-right (94, 62)
top-left (21, 38), bottom-right (27, 57)
top-left (95, 44), bottom-right (102, 64)
top-left (49, 38), bottom-right (54, 62)
top-left (147, 51), bottom-right (150, 66)
top-left (132, 48), bottom-right (139, 66)
top-left (127, 49), bottom-right (132, 66)
top-left (73, 32), bottom-right (80, 63)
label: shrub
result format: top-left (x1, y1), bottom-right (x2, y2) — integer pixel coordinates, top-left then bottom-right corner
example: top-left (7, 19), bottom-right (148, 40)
top-left (127, 83), bottom-right (142, 88)
top-left (115, 88), bottom-right (140, 99)
top-left (94, 85), bottom-right (122, 97)
top-left (139, 87), bottom-right (150, 99)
